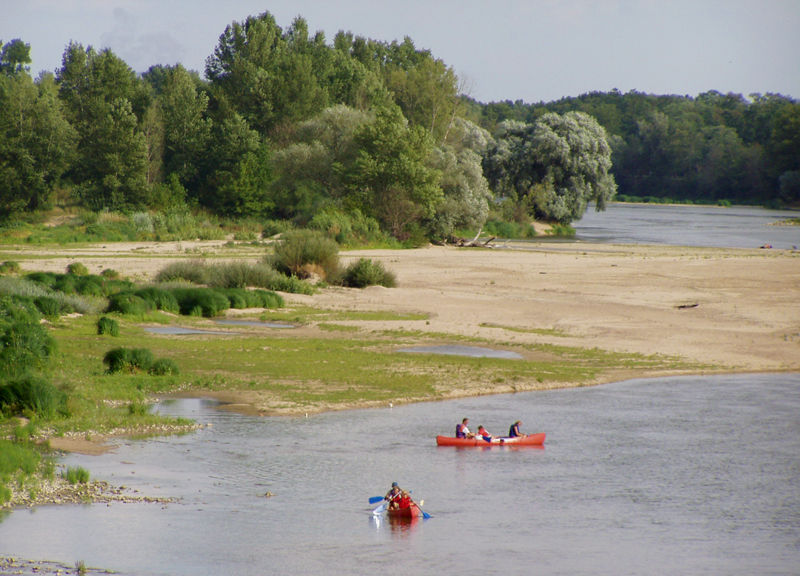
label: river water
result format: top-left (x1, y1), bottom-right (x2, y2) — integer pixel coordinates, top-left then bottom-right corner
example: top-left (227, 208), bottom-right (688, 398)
top-left (2, 373), bottom-right (798, 576)
top-left (572, 203), bottom-right (800, 249)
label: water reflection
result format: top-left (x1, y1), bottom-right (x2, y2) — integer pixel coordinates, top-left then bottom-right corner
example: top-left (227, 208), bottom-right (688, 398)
top-left (371, 513), bottom-right (423, 537)
top-left (399, 345), bottom-right (523, 359)
top-left (143, 326), bottom-right (234, 335)
top-left (214, 319), bottom-right (295, 328)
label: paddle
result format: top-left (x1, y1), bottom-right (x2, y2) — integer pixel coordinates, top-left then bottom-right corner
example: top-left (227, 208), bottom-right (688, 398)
top-left (372, 500), bottom-right (388, 516)
top-left (369, 490), bottom-right (411, 505)
top-left (411, 498), bottom-right (431, 520)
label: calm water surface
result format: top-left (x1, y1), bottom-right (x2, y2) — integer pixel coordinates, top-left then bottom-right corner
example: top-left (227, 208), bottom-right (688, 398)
top-left (572, 203), bottom-right (800, 249)
top-left (2, 373), bottom-right (798, 576)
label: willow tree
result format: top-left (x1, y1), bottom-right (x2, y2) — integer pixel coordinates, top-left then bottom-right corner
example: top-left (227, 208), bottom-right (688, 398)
top-left (484, 111), bottom-right (617, 224)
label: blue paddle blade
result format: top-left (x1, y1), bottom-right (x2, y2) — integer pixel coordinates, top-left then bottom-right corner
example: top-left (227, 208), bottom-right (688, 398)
top-left (422, 511), bottom-right (432, 519)
top-left (369, 496), bottom-right (384, 504)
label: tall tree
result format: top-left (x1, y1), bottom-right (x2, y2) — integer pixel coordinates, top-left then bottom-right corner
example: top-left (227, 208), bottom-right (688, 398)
top-left (158, 64), bottom-right (212, 185)
top-left (344, 106), bottom-right (442, 238)
top-left (0, 39), bottom-right (32, 76)
top-left (484, 112), bottom-right (616, 224)
top-left (56, 43), bottom-right (150, 210)
top-left (0, 69), bottom-right (75, 216)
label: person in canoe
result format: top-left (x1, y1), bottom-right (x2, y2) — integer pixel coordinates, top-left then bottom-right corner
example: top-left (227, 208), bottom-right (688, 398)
top-left (509, 420), bottom-right (527, 438)
top-left (385, 482), bottom-right (411, 510)
top-left (456, 418), bottom-right (476, 439)
top-left (477, 425), bottom-right (493, 442)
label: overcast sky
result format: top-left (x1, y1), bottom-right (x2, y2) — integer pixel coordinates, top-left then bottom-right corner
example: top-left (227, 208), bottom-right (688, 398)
top-left (4, 0), bottom-right (799, 103)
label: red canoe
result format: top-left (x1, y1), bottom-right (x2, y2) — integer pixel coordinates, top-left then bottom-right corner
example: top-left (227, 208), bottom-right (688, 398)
top-left (436, 433), bottom-right (546, 447)
top-left (387, 503), bottom-right (425, 519)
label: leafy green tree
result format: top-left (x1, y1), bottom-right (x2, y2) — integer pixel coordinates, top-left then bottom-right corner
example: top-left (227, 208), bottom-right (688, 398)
top-left (269, 104), bottom-right (374, 219)
top-left (206, 12), bottom-right (328, 134)
top-left (485, 111), bottom-right (616, 224)
top-left (344, 106), bottom-right (442, 238)
top-left (0, 39), bottom-right (31, 76)
top-left (0, 70), bottom-right (75, 216)
top-left (158, 64), bottom-right (212, 185)
top-left (56, 43), bottom-right (151, 210)
top-left (74, 97), bottom-right (149, 210)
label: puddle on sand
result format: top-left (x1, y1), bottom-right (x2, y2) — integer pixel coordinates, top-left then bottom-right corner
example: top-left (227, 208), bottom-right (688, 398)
top-left (144, 326), bottom-right (235, 335)
top-left (398, 345), bottom-right (523, 359)
top-left (214, 319), bottom-right (295, 328)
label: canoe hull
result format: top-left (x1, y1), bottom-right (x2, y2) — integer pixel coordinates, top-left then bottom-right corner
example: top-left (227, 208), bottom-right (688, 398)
top-left (387, 504), bottom-right (424, 519)
top-left (436, 433), bottom-right (545, 447)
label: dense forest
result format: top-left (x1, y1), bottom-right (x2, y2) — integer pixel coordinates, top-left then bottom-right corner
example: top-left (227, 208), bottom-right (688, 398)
top-left (1, 11), bottom-right (798, 242)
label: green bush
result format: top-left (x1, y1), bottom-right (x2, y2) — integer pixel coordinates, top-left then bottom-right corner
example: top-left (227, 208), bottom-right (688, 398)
top-left (97, 316), bottom-right (120, 336)
top-left (0, 297), bottom-right (56, 376)
top-left (272, 229), bottom-right (340, 280)
top-left (103, 347), bottom-right (155, 373)
top-left (54, 274), bottom-right (77, 294)
top-left (170, 288), bottom-right (230, 317)
top-left (134, 287), bottom-right (180, 313)
top-left (100, 268), bottom-right (120, 280)
top-left (0, 375), bottom-right (67, 418)
top-left (341, 258), bottom-right (397, 288)
top-left (63, 466), bottom-right (90, 485)
top-left (106, 293), bottom-right (153, 315)
top-left (33, 296), bottom-right (63, 319)
top-left (66, 262), bottom-right (89, 276)
top-left (25, 272), bottom-right (57, 289)
top-left (0, 261), bottom-right (21, 275)
top-left (154, 260), bottom-right (210, 285)
top-left (149, 358), bottom-right (180, 376)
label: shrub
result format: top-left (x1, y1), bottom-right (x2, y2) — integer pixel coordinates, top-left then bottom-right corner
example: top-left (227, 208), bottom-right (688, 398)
top-left (106, 293), bottom-right (152, 315)
top-left (103, 347), bottom-right (155, 373)
top-left (127, 403), bottom-right (148, 416)
top-left (170, 287), bottom-right (230, 317)
top-left (25, 272), bottom-right (57, 289)
top-left (134, 287), bottom-right (180, 313)
top-left (53, 274), bottom-right (77, 294)
top-left (272, 229), bottom-right (340, 280)
top-left (0, 375), bottom-right (67, 418)
top-left (74, 276), bottom-right (104, 296)
top-left (100, 268), bottom-right (120, 280)
top-left (0, 298), bottom-right (56, 376)
top-left (97, 316), bottom-right (120, 336)
top-left (341, 258), bottom-right (397, 288)
top-left (33, 296), bottom-right (63, 319)
top-left (66, 262), bottom-right (89, 276)
top-left (154, 260), bottom-right (210, 285)
top-left (0, 261), bottom-right (21, 275)
top-left (149, 358), bottom-right (180, 376)
top-left (261, 219), bottom-right (294, 238)
top-left (63, 466), bottom-right (90, 485)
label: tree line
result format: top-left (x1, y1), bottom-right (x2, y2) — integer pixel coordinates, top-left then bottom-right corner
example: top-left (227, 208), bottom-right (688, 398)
top-left (1, 11), bottom-right (797, 243)
top-left (478, 89), bottom-right (800, 208)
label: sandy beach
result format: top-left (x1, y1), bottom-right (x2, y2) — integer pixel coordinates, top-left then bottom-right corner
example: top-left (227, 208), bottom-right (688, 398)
top-left (9, 239), bottom-right (799, 379)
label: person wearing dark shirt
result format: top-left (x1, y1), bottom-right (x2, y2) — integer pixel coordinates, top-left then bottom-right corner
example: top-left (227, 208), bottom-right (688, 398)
top-left (509, 420), bottom-right (527, 438)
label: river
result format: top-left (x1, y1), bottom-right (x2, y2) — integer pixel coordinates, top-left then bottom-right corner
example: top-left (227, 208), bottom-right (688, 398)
top-left (2, 204), bottom-right (800, 574)
top-left (2, 373), bottom-right (798, 576)
top-left (572, 203), bottom-right (800, 249)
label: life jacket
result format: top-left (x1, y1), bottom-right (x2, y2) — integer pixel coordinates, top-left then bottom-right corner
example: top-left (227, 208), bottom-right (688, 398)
top-left (456, 423), bottom-right (466, 438)
top-left (509, 424), bottom-right (519, 437)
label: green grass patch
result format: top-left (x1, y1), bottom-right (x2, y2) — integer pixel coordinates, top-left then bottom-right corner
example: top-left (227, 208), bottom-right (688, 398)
top-left (480, 323), bottom-right (573, 337)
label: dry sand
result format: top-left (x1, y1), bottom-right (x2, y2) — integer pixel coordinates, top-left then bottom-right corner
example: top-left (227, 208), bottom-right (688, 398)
top-left (10, 239), bottom-right (799, 375)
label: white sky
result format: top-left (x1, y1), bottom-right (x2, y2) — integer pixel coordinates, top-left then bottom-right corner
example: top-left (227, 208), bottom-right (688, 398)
top-left (3, 0), bottom-right (799, 103)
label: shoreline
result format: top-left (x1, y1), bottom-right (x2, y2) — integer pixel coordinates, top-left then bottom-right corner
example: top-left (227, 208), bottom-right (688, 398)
top-left (3, 240), bottom-right (799, 507)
